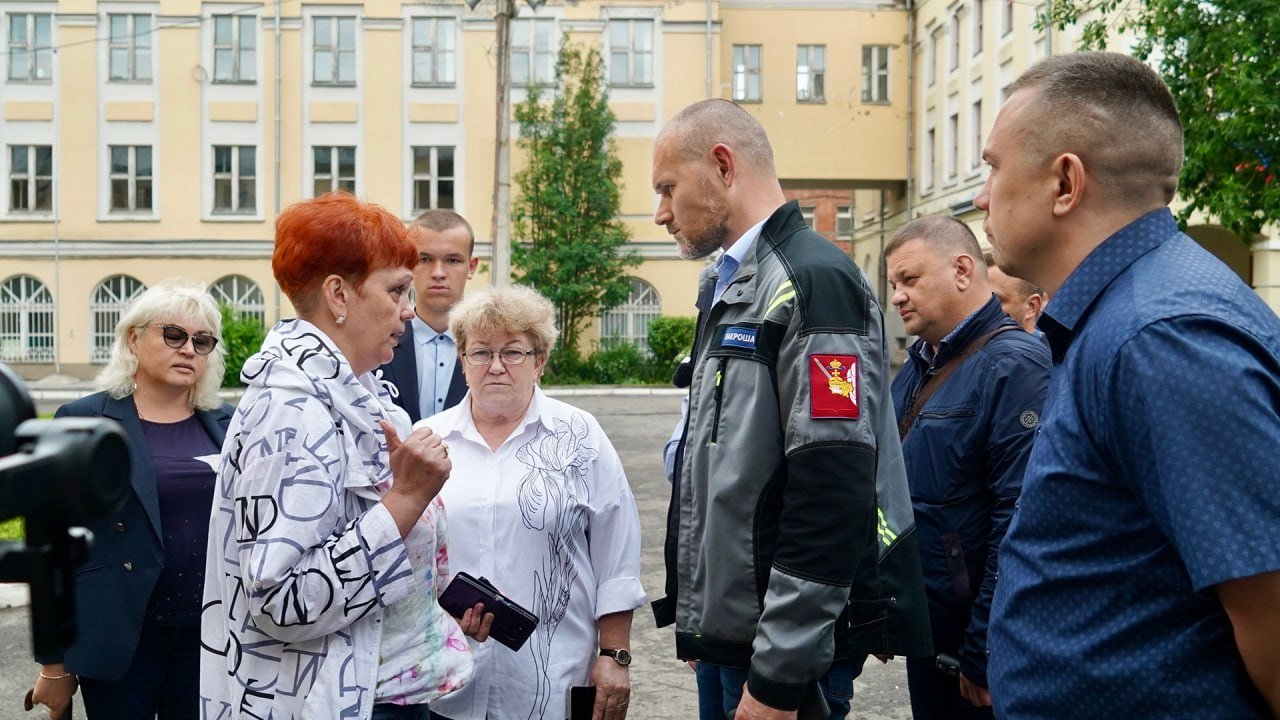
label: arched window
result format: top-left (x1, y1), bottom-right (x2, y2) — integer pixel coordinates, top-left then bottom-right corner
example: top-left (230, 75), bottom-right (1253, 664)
top-left (90, 275), bottom-right (146, 362)
top-left (599, 278), bottom-right (661, 355)
top-left (0, 275), bottom-right (54, 362)
top-left (210, 274), bottom-right (266, 325)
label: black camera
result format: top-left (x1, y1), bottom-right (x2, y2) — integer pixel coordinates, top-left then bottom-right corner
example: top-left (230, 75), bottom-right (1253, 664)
top-left (0, 363), bottom-right (131, 659)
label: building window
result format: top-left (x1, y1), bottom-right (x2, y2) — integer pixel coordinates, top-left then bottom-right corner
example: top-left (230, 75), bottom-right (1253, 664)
top-left (108, 14), bottom-right (151, 82)
top-left (212, 15), bottom-right (255, 83)
top-left (949, 12), bottom-right (960, 71)
top-left (732, 44), bottom-right (762, 103)
top-left (796, 45), bottom-right (825, 103)
top-left (9, 145), bottom-right (52, 212)
top-left (109, 145), bottom-right (152, 212)
top-left (313, 16), bottom-right (356, 85)
top-left (213, 145), bottom-right (256, 214)
top-left (946, 111), bottom-right (959, 181)
top-left (862, 45), bottom-right (890, 104)
top-left (90, 275), bottom-right (146, 362)
top-left (973, 0), bottom-right (984, 55)
top-left (412, 146), bottom-right (455, 213)
top-left (928, 27), bottom-right (940, 86)
top-left (0, 275), bottom-right (54, 362)
top-left (1002, 0), bottom-right (1014, 37)
top-left (411, 17), bottom-right (456, 86)
top-left (211, 274), bottom-right (265, 325)
top-left (799, 204), bottom-right (816, 228)
top-left (970, 99), bottom-right (983, 171)
top-left (7, 13), bottom-right (52, 81)
top-left (836, 205), bottom-right (853, 241)
top-left (314, 146), bottom-right (356, 196)
top-left (608, 19), bottom-right (653, 87)
top-left (511, 18), bottom-right (555, 86)
top-left (599, 278), bottom-right (661, 355)
top-left (923, 123), bottom-right (935, 192)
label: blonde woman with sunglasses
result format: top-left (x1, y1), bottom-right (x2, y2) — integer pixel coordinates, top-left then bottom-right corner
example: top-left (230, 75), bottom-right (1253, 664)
top-left (28, 278), bottom-right (233, 720)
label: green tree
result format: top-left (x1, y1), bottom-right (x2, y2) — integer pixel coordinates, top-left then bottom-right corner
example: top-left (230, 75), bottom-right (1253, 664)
top-left (219, 304), bottom-right (266, 388)
top-left (1046, 0), bottom-right (1280, 239)
top-left (512, 41), bottom-right (640, 361)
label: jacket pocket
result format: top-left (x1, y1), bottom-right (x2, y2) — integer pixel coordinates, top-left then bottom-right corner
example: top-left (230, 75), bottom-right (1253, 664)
top-left (75, 562), bottom-right (107, 578)
top-left (941, 533), bottom-right (972, 604)
top-left (710, 357), bottom-right (726, 444)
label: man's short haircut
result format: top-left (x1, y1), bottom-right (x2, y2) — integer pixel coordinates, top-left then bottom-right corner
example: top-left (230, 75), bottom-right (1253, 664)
top-left (413, 208), bottom-right (476, 255)
top-left (1008, 52), bottom-right (1184, 207)
top-left (983, 250), bottom-right (1045, 299)
top-left (660, 99), bottom-right (776, 172)
top-left (886, 215), bottom-right (984, 263)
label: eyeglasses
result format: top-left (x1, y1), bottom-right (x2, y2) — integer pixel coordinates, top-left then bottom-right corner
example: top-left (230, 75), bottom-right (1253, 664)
top-left (462, 348), bottom-right (537, 367)
top-left (151, 324), bottom-right (219, 355)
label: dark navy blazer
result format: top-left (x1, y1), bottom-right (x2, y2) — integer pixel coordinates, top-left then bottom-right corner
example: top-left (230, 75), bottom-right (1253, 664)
top-left (35, 391), bottom-right (233, 680)
top-left (378, 318), bottom-right (467, 424)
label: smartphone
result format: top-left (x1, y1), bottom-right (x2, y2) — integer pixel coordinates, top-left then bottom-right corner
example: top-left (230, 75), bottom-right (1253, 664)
top-left (438, 572), bottom-right (539, 652)
top-left (566, 685), bottom-right (596, 720)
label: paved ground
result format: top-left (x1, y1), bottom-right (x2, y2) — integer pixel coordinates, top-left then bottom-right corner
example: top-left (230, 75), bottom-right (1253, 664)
top-left (0, 391), bottom-right (912, 719)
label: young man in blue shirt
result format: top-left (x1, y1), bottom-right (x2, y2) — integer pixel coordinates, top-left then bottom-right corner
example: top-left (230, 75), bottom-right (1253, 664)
top-left (977, 52), bottom-right (1280, 719)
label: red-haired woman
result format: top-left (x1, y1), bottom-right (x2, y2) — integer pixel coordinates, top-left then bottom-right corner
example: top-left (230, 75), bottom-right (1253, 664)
top-left (199, 193), bottom-right (490, 720)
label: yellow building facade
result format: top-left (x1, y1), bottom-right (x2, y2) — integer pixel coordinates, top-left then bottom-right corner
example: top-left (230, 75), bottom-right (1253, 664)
top-left (3, 0), bottom-right (1272, 379)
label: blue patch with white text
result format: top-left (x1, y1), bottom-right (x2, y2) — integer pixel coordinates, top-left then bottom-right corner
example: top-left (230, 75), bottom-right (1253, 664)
top-left (721, 326), bottom-right (758, 351)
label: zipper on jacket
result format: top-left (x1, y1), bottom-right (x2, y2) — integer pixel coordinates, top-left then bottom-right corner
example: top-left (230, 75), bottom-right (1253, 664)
top-left (710, 358), bottom-right (726, 444)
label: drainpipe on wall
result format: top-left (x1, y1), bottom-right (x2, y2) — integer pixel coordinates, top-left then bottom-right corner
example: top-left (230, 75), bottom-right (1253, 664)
top-left (706, 0), bottom-right (713, 98)
top-left (273, 0), bottom-right (282, 321)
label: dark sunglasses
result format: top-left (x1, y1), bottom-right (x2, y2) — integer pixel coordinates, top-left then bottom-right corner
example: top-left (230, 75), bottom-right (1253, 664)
top-left (152, 324), bottom-right (219, 355)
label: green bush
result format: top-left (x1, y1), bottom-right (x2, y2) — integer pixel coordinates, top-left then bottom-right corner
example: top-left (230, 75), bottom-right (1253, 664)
top-left (543, 345), bottom-right (591, 386)
top-left (647, 316), bottom-right (696, 363)
top-left (219, 305), bottom-right (267, 388)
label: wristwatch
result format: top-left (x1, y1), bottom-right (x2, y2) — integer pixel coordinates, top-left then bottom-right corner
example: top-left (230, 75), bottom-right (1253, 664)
top-left (599, 648), bottom-right (632, 666)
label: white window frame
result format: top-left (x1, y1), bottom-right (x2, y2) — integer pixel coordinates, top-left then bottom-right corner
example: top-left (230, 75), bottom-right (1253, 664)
top-left (973, 0), bottom-right (984, 56)
top-left (928, 27), bottom-right (940, 86)
top-left (923, 116), bottom-right (936, 193)
top-left (862, 45), bottom-right (891, 104)
top-left (108, 13), bottom-right (152, 82)
top-left (946, 109), bottom-right (959, 183)
top-left (411, 146), bottom-right (456, 213)
top-left (732, 44), bottom-right (762, 103)
top-left (949, 12), bottom-right (960, 71)
top-left (608, 18), bottom-right (653, 88)
top-left (211, 274), bottom-right (266, 325)
top-left (108, 145), bottom-right (153, 212)
top-left (511, 17), bottom-right (555, 87)
top-left (799, 204), bottom-right (817, 228)
top-left (0, 274), bottom-right (54, 363)
top-left (599, 278), bottom-right (661, 356)
top-left (796, 44), bottom-right (825, 103)
top-left (312, 15), bottom-right (356, 85)
top-left (212, 14), bottom-right (256, 84)
top-left (9, 145), bottom-right (52, 213)
top-left (212, 145), bottom-right (256, 214)
top-left (90, 275), bottom-right (146, 363)
top-left (411, 17), bottom-right (456, 87)
top-left (836, 205), bottom-right (853, 242)
top-left (970, 99), bottom-right (983, 172)
top-left (7, 13), bottom-right (52, 81)
top-left (313, 145), bottom-right (356, 196)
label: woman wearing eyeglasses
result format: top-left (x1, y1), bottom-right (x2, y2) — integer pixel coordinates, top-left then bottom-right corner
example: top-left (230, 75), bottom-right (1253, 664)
top-left (424, 286), bottom-right (644, 720)
top-left (28, 278), bottom-right (233, 720)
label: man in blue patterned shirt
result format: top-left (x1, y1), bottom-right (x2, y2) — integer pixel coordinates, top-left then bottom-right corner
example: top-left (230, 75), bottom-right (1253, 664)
top-left (975, 52), bottom-right (1280, 719)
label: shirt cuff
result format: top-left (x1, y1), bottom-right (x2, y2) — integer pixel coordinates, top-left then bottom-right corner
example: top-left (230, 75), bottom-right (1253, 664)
top-left (595, 576), bottom-right (646, 618)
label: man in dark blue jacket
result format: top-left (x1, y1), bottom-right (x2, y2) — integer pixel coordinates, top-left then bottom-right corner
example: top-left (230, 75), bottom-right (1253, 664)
top-left (886, 216), bottom-right (1050, 720)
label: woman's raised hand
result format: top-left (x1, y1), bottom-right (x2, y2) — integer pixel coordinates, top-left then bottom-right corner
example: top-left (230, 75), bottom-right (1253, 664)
top-left (381, 420), bottom-right (451, 536)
